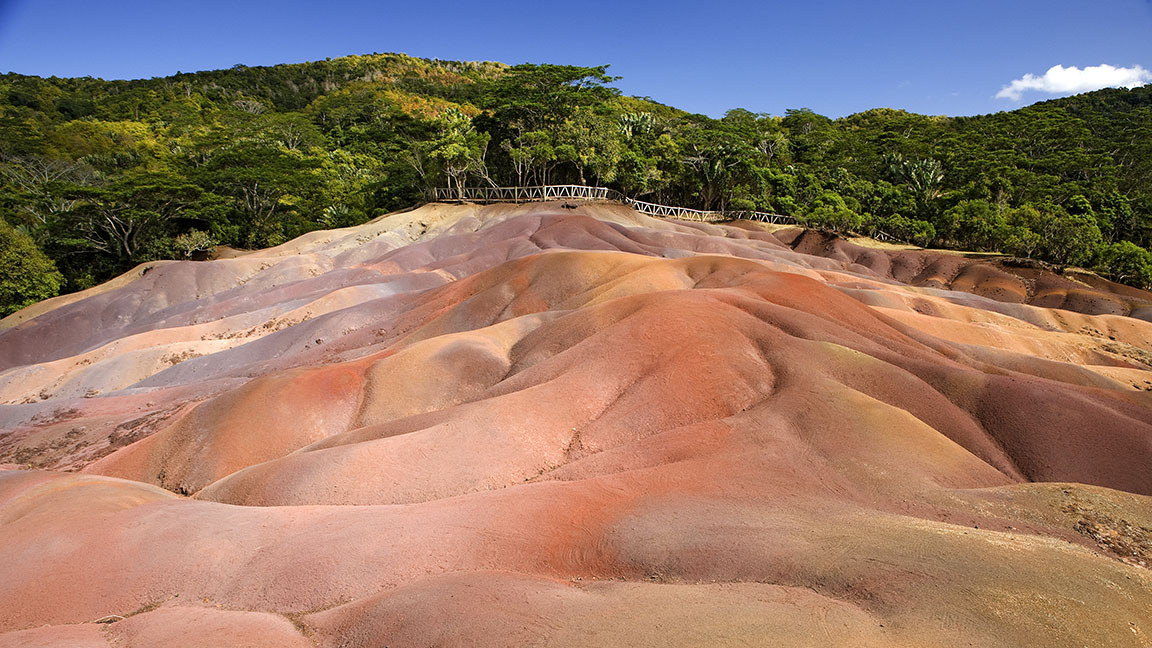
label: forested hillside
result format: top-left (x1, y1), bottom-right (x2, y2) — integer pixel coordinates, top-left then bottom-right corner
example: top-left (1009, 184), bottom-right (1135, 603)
top-left (2, 52), bottom-right (1151, 314)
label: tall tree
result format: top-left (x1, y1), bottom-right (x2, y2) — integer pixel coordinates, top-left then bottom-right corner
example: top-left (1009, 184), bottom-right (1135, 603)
top-left (0, 153), bottom-right (93, 232)
top-left (198, 145), bottom-right (319, 248)
top-left (55, 171), bottom-right (206, 260)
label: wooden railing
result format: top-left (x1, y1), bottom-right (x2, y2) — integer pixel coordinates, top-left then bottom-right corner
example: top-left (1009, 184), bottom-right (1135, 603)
top-left (433, 185), bottom-right (625, 204)
top-left (432, 185), bottom-right (799, 225)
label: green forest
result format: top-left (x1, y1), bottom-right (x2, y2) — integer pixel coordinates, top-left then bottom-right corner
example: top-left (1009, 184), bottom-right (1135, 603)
top-left (2, 52), bottom-right (1152, 315)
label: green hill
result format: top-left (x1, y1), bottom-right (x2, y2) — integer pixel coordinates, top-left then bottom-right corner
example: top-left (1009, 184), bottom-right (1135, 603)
top-left (2, 52), bottom-right (1150, 312)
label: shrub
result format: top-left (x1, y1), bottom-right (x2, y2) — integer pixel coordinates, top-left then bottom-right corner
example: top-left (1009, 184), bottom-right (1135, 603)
top-left (1096, 241), bottom-right (1152, 289)
top-left (0, 219), bottom-right (63, 316)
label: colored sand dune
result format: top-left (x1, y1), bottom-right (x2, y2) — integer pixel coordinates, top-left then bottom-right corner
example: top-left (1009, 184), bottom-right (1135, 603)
top-left (2, 202), bottom-right (1151, 647)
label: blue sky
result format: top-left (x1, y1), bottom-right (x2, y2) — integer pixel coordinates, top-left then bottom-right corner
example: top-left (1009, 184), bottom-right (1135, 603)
top-left (0, 0), bottom-right (1149, 118)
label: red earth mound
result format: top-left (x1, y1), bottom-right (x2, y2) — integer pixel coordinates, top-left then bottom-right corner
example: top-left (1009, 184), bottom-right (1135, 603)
top-left (774, 227), bottom-right (1152, 319)
top-left (1, 202), bottom-right (1151, 647)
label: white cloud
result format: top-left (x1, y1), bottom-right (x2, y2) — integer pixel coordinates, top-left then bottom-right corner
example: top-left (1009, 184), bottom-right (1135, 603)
top-left (996, 64), bottom-right (1152, 101)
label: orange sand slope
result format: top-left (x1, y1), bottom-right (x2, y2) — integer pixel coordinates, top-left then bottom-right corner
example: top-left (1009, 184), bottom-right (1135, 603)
top-left (1, 202), bottom-right (1151, 647)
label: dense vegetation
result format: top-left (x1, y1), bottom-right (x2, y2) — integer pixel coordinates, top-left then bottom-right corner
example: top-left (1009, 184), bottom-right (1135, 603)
top-left (2, 52), bottom-right (1151, 315)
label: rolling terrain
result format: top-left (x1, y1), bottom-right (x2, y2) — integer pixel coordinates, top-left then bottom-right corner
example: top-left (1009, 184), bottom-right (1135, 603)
top-left (2, 202), bottom-right (1151, 647)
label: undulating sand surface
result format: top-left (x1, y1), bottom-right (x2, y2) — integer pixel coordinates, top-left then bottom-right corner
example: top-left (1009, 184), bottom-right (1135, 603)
top-left (1, 201), bottom-right (1151, 647)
